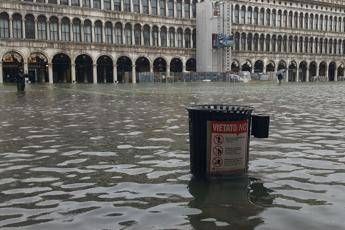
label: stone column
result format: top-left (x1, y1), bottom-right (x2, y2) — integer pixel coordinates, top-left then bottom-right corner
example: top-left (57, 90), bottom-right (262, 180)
top-left (0, 62), bottom-right (3, 84)
top-left (71, 64), bottom-right (76, 83)
top-left (325, 64), bottom-right (329, 81)
top-left (68, 0), bottom-right (71, 6)
top-left (22, 19), bottom-right (26, 39)
top-left (157, 0), bottom-right (160, 16)
top-left (111, 0), bottom-right (114, 10)
top-left (24, 62), bottom-right (28, 74)
top-left (158, 28), bottom-right (161, 47)
top-left (122, 26), bottom-right (125, 44)
top-left (174, 0), bottom-right (177, 18)
top-left (9, 18), bottom-right (13, 38)
top-left (334, 63), bottom-right (338, 81)
top-left (91, 23), bottom-right (95, 43)
top-left (70, 21), bottom-right (73, 41)
top-left (139, 0), bottom-right (142, 13)
top-left (101, 0), bottom-right (104, 9)
top-left (166, 64), bottom-right (170, 79)
top-left (148, 0), bottom-right (152, 14)
top-left (93, 64), bottom-right (97, 83)
top-left (48, 63), bottom-right (53, 83)
top-left (114, 65), bottom-right (118, 83)
top-left (306, 66), bottom-right (309, 82)
top-left (132, 23), bottom-right (135, 45)
top-left (149, 27), bottom-right (152, 46)
top-left (35, 20), bottom-right (39, 39)
top-left (81, 22), bottom-right (84, 42)
top-left (58, 18), bottom-right (62, 40)
top-left (102, 22), bottom-right (106, 43)
top-left (121, 0), bottom-right (124, 11)
top-left (132, 64), bottom-right (136, 83)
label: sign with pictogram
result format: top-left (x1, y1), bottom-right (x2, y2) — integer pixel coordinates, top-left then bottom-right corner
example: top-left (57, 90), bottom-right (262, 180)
top-left (207, 120), bottom-right (249, 175)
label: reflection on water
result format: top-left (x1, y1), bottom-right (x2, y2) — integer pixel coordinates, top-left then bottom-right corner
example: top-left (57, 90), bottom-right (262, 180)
top-left (0, 82), bottom-right (345, 229)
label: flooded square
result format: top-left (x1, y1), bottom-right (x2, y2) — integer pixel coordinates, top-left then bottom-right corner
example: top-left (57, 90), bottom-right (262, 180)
top-left (0, 82), bottom-right (345, 229)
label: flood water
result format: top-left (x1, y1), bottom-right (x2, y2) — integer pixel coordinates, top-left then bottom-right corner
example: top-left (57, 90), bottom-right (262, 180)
top-left (0, 82), bottom-right (345, 230)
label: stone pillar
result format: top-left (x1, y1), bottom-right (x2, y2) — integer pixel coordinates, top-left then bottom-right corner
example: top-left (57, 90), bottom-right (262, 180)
top-left (132, 64), bottom-right (136, 83)
top-left (174, 0), bottom-right (176, 17)
top-left (101, 0), bottom-right (104, 9)
top-left (296, 67), bottom-right (300, 82)
top-left (166, 0), bottom-right (169, 17)
top-left (102, 23), bottom-right (106, 43)
top-left (68, 0), bottom-right (71, 6)
top-left (166, 64), bottom-right (170, 79)
top-left (141, 27), bottom-right (144, 46)
top-left (58, 18), bottom-right (62, 40)
top-left (111, 0), bottom-right (114, 10)
top-left (24, 62), bottom-right (28, 74)
top-left (70, 22), bottom-right (73, 41)
top-left (71, 64), bottom-right (76, 83)
top-left (158, 28), bottom-right (161, 47)
top-left (0, 62), bottom-right (3, 84)
top-left (148, 0), bottom-right (152, 14)
top-left (9, 18), bottom-right (13, 38)
top-left (334, 63), bottom-right (338, 81)
top-left (22, 19), bottom-right (26, 39)
top-left (48, 63), bottom-right (53, 83)
top-left (81, 22), bottom-right (84, 42)
top-left (132, 24), bottom-right (135, 45)
top-left (80, 0), bottom-right (83, 7)
top-left (306, 67), bottom-right (309, 82)
top-left (121, 0), bottom-right (124, 11)
top-left (92, 23), bottom-right (95, 43)
top-left (149, 27), bottom-right (152, 46)
top-left (325, 64), bottom-right (329, 81)
top-left (157, 0), bottom-right (160, 16)
top-left (114, 65), bottom-right (118, 83)
top-left (139, 0), bottom-right (142, 13)
top-left (93, 64), bottom-right (97, 83)
top-left (122, 26), bottom-right (125, 44)
top-left (130, 0), bottom-right (133, 12)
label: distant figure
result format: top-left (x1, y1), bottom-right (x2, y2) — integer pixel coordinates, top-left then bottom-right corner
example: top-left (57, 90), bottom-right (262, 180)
top-left (16, 70), bottom-right (25, 92)
top-left (276, 70), bottom-right (285, 85)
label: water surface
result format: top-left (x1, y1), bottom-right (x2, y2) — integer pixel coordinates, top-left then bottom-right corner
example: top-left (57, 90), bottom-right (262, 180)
top-left (0, 82), bottom-right (345, 229)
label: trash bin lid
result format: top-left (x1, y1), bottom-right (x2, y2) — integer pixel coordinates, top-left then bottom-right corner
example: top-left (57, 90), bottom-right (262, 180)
top-left (186, 104), bottom-right (254, 115)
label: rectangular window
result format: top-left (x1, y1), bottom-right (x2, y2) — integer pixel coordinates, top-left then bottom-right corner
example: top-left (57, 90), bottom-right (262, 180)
top-left (176, 1), bottom-right (182, 18)
top-left (60, 0), bottom-right (68, 5)
top-left (37, 22), bottom-right (47, 40)
top-left (152, 0), bottom-right (158, 15)
top-left (95, 27), bottom-right (102, 43)
top-left (83, 0), bottom-right (90, 7)
top-left (184, 1), bottom-right (190, 18)
top-left (104, 0), bottom-right (111, 10)
top-left (114, 0), bottom-right (121, 11)
top-left (61, 24), bottom-right (70, 41)
top-left (169, 32), bottom-right (175, 47)
top-left (84, 26), bottom-right (92, 42)
top-left (73, 24), bottom-right (81, 42)
top-left (133, 0), bottom-right (140, 13)
top-left (160, 0), bottom-right (166, 16)
top-left (94, 0), bottom-right (101, 9)
top-left (142, 0), bottom-right (149, 14)
top-left (0, 19), bottom-right (9, 38)
top-left (105, 27), bottom-right (112, 43)
top-left (13, 20), bottom-right (22, 39)
top-left (168, 0), bottom-right (174, 17)
top-left (124, 0), bottom-right (131, 12)
top-left (50, 23), bottom-right (58, 41)
top-left (71, 0), bottom-right (80, 6)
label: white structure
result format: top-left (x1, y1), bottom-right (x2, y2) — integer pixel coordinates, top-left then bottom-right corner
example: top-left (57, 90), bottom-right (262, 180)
top-left (0, 0), bottom-right (196, 84)
top-left (197, 0), bottom-right (345, 82)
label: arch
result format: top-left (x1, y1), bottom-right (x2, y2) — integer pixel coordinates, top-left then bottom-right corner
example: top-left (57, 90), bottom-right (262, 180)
top-left (170, 58), bottom-right (183, 73)
top-left (153, 57), bottom-right (167, 72)
top-left (266, 61), bottom-right (275, 72)
top-left (277, 60), bottom-right (287, 71)
top-left (186, 58), bottom-right (196, 72)
top-left (136, 57), bottom-right (150, 81)
top-left (52, 53), bottom-right (71, 83)
top-left (2, 51), bottom-right (24, 83)
top-left (97, 55), bottom-right (113, 83)
top-left (72, 18), bottom-right (82, 42)
top-left (28, 52), bottom-right (48, 83)
top-left (241, 60), bottom-right (252, 72)
top-left (254, 60), bottom-right (264, 73)
top-left (299, 61), bottom-right (308, 82)
top-left (94, 20), bottom-right (103, 43)
top-left (117, 56), bottom-right (132, 83)
top-left (337, 63), bottom-right (344, 81)
top-left (329, 62), bottom-right (336, 81)
top-left (319, 61), bottom-right (327, 79)
top-left (231, 60), bottom-right (240, 73)
top-left (37, 15), bottom-right (47, 40)
top-left (75, 54), bottom-right (93, 83)
top-left (309, 61), bottom-right (317, 82)
top-left (288, 61), bottom-right (297, 82)
top-left (185, 28), bottom-right (191, 48)
top-left (104, 21), bottom-right (113, 44)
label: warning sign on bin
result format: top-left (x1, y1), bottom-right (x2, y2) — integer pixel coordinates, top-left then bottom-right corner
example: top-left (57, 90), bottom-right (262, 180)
top-left (207, 120), bottom-right (249, 175)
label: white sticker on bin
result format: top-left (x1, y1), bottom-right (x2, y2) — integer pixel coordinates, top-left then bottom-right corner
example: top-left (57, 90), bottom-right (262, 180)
top-left (207, 120), bottom-right (249, 175)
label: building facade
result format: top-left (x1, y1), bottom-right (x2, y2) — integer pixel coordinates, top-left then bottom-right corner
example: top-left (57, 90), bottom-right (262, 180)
top-left (197, 0), bottom-right (345, 82)
top-left (0, 0), bottom-right (196, 84)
